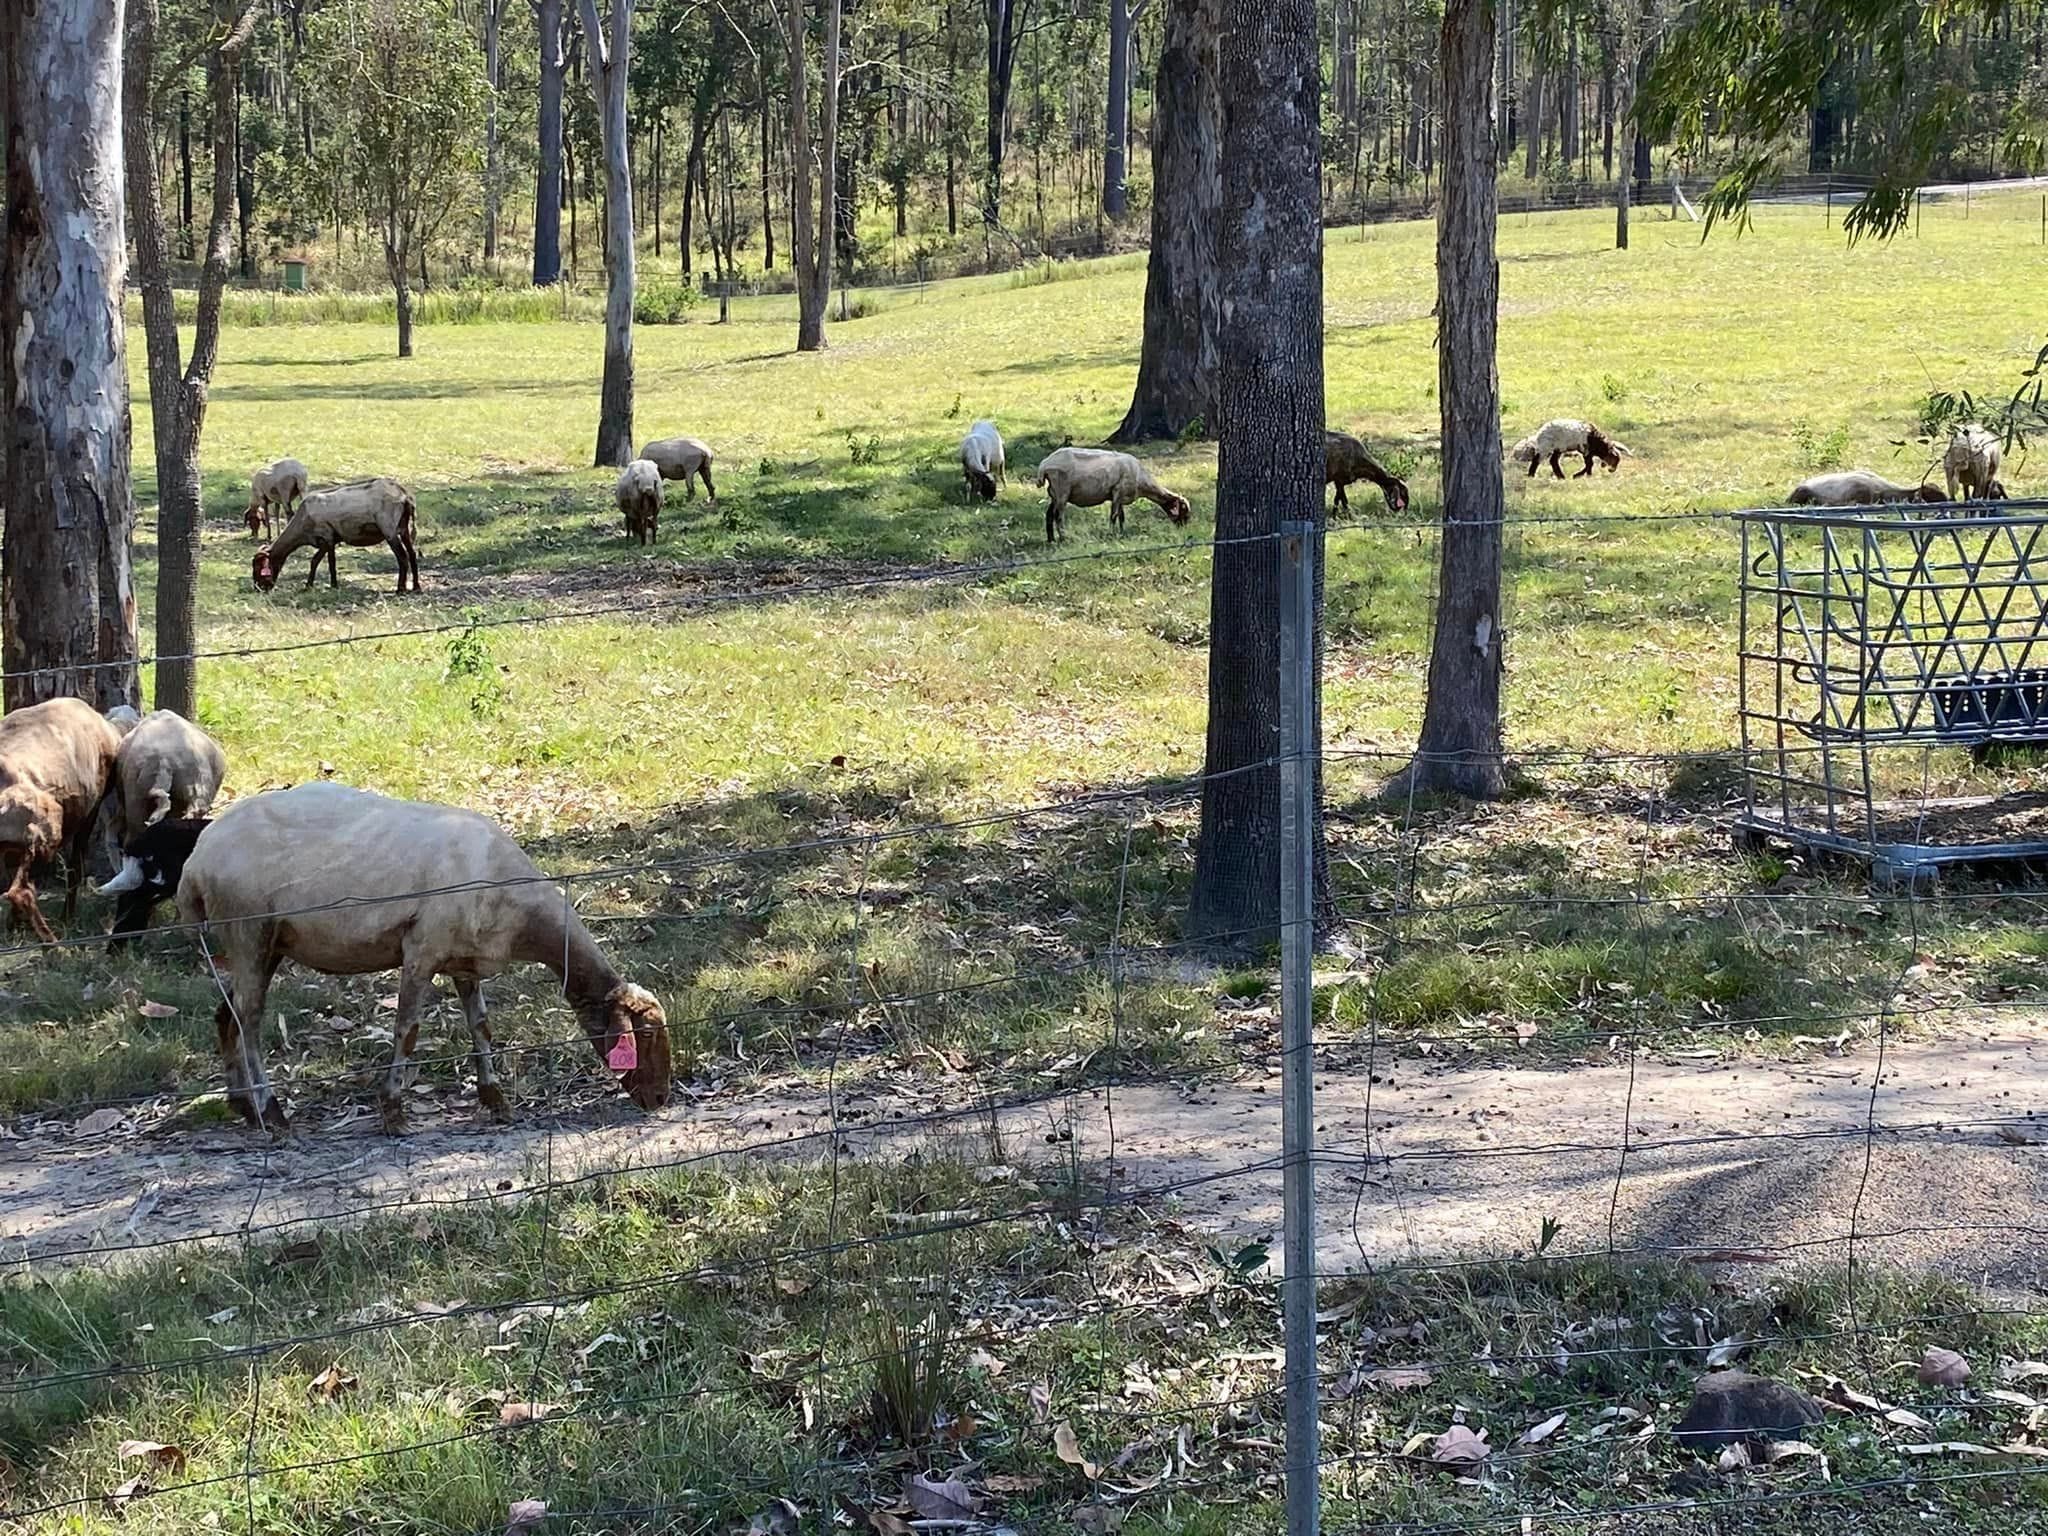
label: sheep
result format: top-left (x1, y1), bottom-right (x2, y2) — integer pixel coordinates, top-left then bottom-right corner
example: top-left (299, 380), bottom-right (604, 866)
top-left (108, 816), bottom-right (212, 944)
top-left (177, 782), bottom-right (673, 1133)
top-left (616, 458), bottom-right (663, 545)
top-left (97, 709), bottom-right (227, 910)
top-left (1033, 447), bottom-right (1192, 543)
top-left (638, 436), bottom-right (717, 505)
top-left (1785, 470), bottom-right (1949, 508)
top-left (960, 420), bottom-right (1007, 502)
top-left (253, 476), bottom-right (421, 593)
top-left (1325, 431), bottom-right (1410, 514)
top-left (1509, 419), bottom-right (1631, 478)
top-left (1945, 425), bottom-right (2008, 503)
top-left (244, 458), bottom-right (309, 540)
top-left (0, 699), bottom-right (123, 945)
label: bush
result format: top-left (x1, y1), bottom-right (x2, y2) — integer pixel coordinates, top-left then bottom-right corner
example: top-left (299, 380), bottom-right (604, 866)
top-left (632, 278), bottom-right (701, 325)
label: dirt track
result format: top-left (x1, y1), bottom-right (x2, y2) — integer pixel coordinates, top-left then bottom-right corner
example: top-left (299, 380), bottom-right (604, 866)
top-left (6, 1023), bottom-right (2046, 1290)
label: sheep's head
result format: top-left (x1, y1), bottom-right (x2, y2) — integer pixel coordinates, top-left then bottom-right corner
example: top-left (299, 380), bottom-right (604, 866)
top-left (252, 546), bottom-right (280, 592)
top-left (1989, 479), bottom-right (2010, 499)
top-left (103, 704), bottom-right (142, 736)
top-left (1160, 491), bottom-right (1193, 526)
top-left (0, 787), bottom-right (61, 862)
top-left (244, 505), bottom-right (264, 535)
top-left (968, 468), bottom-right (998, 502)
top-left (598, 982), bottom-right (673, 1110)
top-left (1382, 477), bottom-right (1411, 514)
top-left (1913, 484), bottom-right (1951, 505)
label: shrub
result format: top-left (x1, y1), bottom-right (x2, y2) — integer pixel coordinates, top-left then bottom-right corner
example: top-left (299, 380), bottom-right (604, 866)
top-left (632, 279), bottom-right (700, 325)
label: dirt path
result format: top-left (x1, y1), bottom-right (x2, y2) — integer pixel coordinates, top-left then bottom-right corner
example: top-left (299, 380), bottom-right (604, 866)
top-left (7, 1025), bottom-right (2046, 1290)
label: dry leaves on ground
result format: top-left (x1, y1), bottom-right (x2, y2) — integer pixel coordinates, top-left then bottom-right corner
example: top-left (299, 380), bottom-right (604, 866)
top-left (904, 1472), bottom-right (977, 1521)
top-left (1430, 1425), bottom-right (1491, 1468)
top-left (1055, 1421), bottom-right (1100, 1479)
top-left (116, 1441), bottom-right (187, 1475)
top-left (1920, 1347), bottom-right (1972, 1388)
top-left (505, 1499), bottom-right (547, 1535)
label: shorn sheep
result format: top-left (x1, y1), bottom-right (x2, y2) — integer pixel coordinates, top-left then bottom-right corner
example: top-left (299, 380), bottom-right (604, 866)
top-left (244, 458), bottom-right (308, 540)
top-left (0, 699), bottom-right (123, 945)
top-left (97, 709), bottom-right (227, 932)
top-left (617, 458), bottom-right (663, 545)
top-left (960, 420), bottom-right (1007, 502)
top-left (1034, 447), bottom-right (1192, 543)
top-left (1509, 419), bottom-right (1631, 478)
top-left (253, 476), bottom-right (421, 593)
top-left (1785, 470), bottom-right (1948, 507)
top-left (639, 437), bottom-right (717, 505)
top-left (1325, 431), bottom-right (1410, 513)
top-left (177, 782), bottom-right (674, 1133)
top-left (1945, 425), bottom-right (2008, 502)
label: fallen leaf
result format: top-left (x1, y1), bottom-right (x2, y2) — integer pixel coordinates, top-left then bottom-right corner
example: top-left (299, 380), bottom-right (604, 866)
top-left (1998, 1443), bottom-right (2048, 1459)
top-left (308, 1362), bottom-right (358, 1400)
top-left (137, 1000), bottom-right (179, 1019)
top-left (774, 1277), bottom-right (812, 1297)
top-left (1055, 1421), bottom-right (1100, 1479)
top-left (967, 1347), bottom-right (1007, 1378)
top-left (1431, 1425), bottom-right (1490, 1467)
top-left (1921, 1347), bottom-right (1973, 1388)
top-left (116, 1441), bottom-right (186, 1475)
top-left (74, 1108), bottom-right (126, 1137)
top-left (904, 1472), bottom-right (976, 1521)
top-left (1885, 1408), bottom-right (1934, 1433)
top-left (575, 1333), bottom-right (626, 1361)
top-left (1821, 1376), bottom-right (1889, 1413)
top-left (1027, 1379), bottom-right (1052, 1423)
top-left (1355, 1366), bottom-right (1435, 1393)
top-left (1905, 1441), bottom-right (2000, 1457)
top-left (853, 1505), bottom-right (914, 1536)
top-left (1717, 1443), bottom-right (1752, 1472)
top-left (107, 1473), bottom-right (147, 1510)
top-left (745, 1497), bottom-right (802, 1536)
top-left (205, 1308), bottom-right (238, 1326)
top-left (505, 1498), bottom-right (547, 1535)
top-left (2002, 1360), bottom-right (2048, 1385)
top-left (497, 1401), bottom-right (564, 1427)
top-left (1705, 1337), bottom-right (1750, 1368)
top-left (1071, 1505), bottom-right (1125, 1534)
top-left (1518, 1412), bottom-right (1567, 1447)
top-left (982, 1473), bottom-right (1048, 1494)
top-left (1988, 1389), bottom-right (2041, 1409)
top-left (1765, 1441), bottom-right (1825, 1463)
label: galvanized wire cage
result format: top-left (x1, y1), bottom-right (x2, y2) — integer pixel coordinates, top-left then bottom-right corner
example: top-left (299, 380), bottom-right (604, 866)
top-left (1737, 499), bottom-right (2048, 880)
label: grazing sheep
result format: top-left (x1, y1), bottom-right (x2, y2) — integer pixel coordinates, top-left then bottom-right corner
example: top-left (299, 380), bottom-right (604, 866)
top-left (616, 458), bottom-right (663, 545)
top-left (1785, 470), bottom-right (1949, 508)
top-left (1509, 419), bottom-right (1631, 478)
top-left (0, 699), bottom-right (123, 945)
top-left (638, 436), bottom-right (717, 504)
top-left (253, 476), bottom-right (421, 593)
top-left (97, 710), bottom-right (227, 906)
top-left (1945, 425), bottom-right (2008, 503)
top-left (108, 816), bottom-right (212, 944)
top-left (244, 458), bottom-right (309, 540)
top-left (177, 782), bottom-right (674, 1133)
top-left (1325, 431), bottom-right (1411, 513)
top-left (960, 420), bottom-right (1007, 502)
top-left (1033, 447), bottom-right (1192, 543)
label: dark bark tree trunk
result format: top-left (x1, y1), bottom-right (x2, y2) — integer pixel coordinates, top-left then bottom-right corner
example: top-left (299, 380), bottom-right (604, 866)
top-left (984, 0), bottom-right (1030, 229)
top-left (1103, 0), bottom-right (1147, 215)
top-left (1560, 34), bottom-right (1580, 167)
top-left (579, 0), bottom-right (637, 464)
top-left (535, 0), bottom-right (566, 285)
top-left (1615, 46), bottom-right (1636, 246)
top-left (1600, 49), bottom-right (1614, 178)
top-left (1112, 0), bottom-right (1220, 442)
top-left (126, 0), bottom-right (253, 719)
top-left (2, 0), bottom-right (141, 712)
top-left (788, 0), bottom-right (839, 350)
top-left (682, 114), bottom-right (707, 275)
top-left (1523, 62), bottom-right (1543, 177)
top-left (1187, 0), bottom-right (1326, 944)
top-left (893, 27), bottom-right (910, 237)
top-left (387, 227), bottom-right (415, 356)
top-left (1406, 0), bottom-right (1505, 799)
top-left (759, 56), bottom-right (776, 269)
top-left (653, 117), bottom-right (663, 258)
top-left (178, 88), bottom-right (195, 259)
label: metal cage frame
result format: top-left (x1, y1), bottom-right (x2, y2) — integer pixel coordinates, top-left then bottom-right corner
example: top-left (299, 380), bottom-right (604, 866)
top-left (1736, 497), bottom-right (2048, 880)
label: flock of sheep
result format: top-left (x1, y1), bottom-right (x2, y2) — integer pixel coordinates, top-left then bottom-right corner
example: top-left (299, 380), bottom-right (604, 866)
top-left (0, 408), bottom-right (2025, 1141)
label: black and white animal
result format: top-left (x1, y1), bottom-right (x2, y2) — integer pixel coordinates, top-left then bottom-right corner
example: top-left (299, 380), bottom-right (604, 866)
top-left (960, 420), bottom-right (1007, 501)
top-left (1509, 419), bottom-right (1630, 478)
top-left (107, 816), bottom-right (212, 943)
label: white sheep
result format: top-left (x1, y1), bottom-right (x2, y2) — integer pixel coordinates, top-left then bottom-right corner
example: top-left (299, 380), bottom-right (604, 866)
top-left (638, 436), bottom-right (717, 504)
top-left (253, 477), bottom-right (421, 593)
top-left (0, 699), bottom-right (124, 945)
top-left (177, 782), bottom-right (673, 1133)
top-left (960, 420), bottom-right (1006, 502)
top-left (97, 710), bottom-right (227, 900)
top-left (1509, 419), bottom-right (1631, 478)
top-left (616, 458), bottom-right (663, 545)
top-left (1945, 425), bottom-right (2008, 502)
top-left (245, 458), bottom-right (309, 540)
top-left (1033, 447), bottom-right (1192, 543)
top-left (1785, 470), bottom-right (1949, 508)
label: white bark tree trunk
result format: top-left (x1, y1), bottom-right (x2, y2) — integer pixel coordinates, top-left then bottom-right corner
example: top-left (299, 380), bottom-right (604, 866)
top-left (2, 0), bottom-right (141, 712)
top-left (579, 0), bottom-right (637, 463)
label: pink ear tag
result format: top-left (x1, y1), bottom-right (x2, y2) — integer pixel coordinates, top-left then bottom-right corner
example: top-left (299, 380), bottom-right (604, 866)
top-left (606, 1032), bottom-right (639, 1072)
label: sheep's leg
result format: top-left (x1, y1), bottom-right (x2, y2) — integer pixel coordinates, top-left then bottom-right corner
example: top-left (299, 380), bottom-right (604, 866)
top-left (218, 946), bottom-right (286, 1130)
top-left (1548, 451), bottom-right (1566, 478)
top-left (454, 976), bottom-right (508, 1121)
top-left (387, 537), bottom-right (410, 590)
top-left (2, 856), bottom-right (57, 946)
top-left (405, 531), bottom-right (422, 591)
top-left (1573, 452), bottom-right (1595, 478)
top-left (1111, 494), bottom-right (1127, 533)
top-left (1045, 493), bottom-right (1065, 544)
top-left (379, 961), bottom-right (434, 1134)
top-left (326, 545), bottom-right (341, 588)
top-left (1332, 481), bottom-right (1349, 513)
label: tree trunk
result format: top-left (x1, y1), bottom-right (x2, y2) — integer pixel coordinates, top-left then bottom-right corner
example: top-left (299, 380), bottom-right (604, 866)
top-left (235, 78), bottom-right (256, 278)
top-left (1522, 62), bottom-right (1543, 178)
top-left (682, 114), bottom-right (707, 275)
top-left (1560, 35), bottom-right (1579, 167)
top-left (387, 228), bottom-right (415, 357)
top-left (789, 0), bottom-right (838, 350)
top-left (1103, 0), bottom-right (1135, 215)
top-left (1186, 0), bottom-right (1325, 943)
top-left (1111, 0), bottom-right (1220, 442)
top-left (178, 88), bottom-right (195, 259)
top-left (1406, 0), bottom-right (1505, 800)
top-left (2, 0), bottom-right (141, 713)
top-left (126, 0), bottom-right (249, 719)
top-left (579, 0), bottom-right (637, 464)
top-left (1615, 54), bottom-right (1634, 246)
top-left (984, 0), bottom-right (1024, 229)
top-left (484, 0), bottom-right (507, 264)
top-left (535, 0), bottom-right (566, 285)
top-left (653, 117), bottom-right (663, 258)
top-left (893, 27), bottom-right (910, 236)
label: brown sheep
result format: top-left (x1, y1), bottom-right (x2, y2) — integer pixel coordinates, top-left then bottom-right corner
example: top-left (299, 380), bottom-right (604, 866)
top-left (0, 699), bottom-right (124, 945)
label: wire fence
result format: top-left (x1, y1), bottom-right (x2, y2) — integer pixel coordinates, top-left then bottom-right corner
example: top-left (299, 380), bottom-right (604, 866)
top-left (3, 507), bottom-right (2048, 1536)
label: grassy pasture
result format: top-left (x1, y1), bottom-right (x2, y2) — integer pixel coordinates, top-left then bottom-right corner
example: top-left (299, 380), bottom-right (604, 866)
top-left (6, 195), bottom-right (2048, 1533)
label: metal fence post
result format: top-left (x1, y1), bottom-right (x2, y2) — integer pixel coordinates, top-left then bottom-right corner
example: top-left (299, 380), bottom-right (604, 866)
top-left (1278, 518), bottom-right (1321, 1536)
